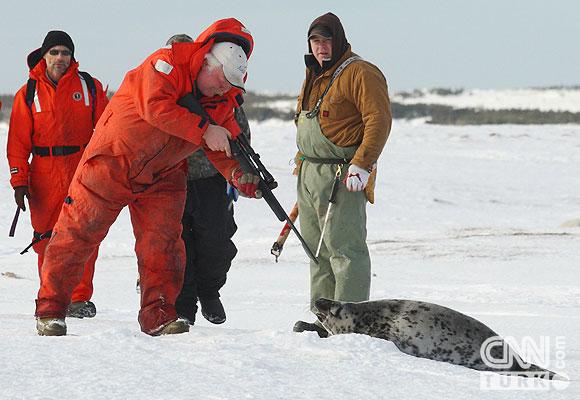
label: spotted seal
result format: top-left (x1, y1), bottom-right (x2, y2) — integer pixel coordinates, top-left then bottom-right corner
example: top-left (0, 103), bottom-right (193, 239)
top-left (314, 298), bottom-right (562, 379)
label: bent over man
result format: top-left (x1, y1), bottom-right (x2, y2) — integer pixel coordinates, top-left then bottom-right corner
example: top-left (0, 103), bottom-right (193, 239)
top-left (34, 18), bottom-right (259, 336)
top-left (7, 31), bottom-right (108, 318)
top-left (293, 13), bottom-right (392, 338)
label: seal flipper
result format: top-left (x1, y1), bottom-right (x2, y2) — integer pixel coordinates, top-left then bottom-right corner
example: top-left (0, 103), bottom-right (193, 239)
top-left (507, 363), bottom-right (563, 380)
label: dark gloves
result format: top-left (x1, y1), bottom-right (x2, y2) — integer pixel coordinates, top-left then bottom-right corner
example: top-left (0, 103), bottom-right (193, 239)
top-left (14, 186), bottom-right (29, 211)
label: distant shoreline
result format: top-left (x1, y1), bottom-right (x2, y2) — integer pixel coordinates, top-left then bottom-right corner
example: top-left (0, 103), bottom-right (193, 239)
top-left (3, 86), bottom-right (580, 125)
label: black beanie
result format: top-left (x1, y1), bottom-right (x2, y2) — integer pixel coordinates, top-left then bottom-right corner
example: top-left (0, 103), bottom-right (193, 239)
top-left (41, 30), bottom-right (75, 57)
top-left (27, 30), bottom-right (75, 69)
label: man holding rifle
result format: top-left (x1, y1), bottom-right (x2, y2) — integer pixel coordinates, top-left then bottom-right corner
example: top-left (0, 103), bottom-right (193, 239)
top-left (293, 13), bottom-right (392, 338)
top-left (34, 18), bottom-right (260, 337)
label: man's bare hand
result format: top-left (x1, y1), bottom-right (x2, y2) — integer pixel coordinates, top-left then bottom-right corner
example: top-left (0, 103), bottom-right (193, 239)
top-left (203, 125), bottom-right (232, 157)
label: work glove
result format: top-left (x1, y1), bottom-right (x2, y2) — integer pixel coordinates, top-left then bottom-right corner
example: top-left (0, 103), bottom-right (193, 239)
top-left (344, 164), bottom-right (370, 192)
top-left (14, 186), bottom-right (30, 211)
top-left (231, 168), bottom-right (262, 198)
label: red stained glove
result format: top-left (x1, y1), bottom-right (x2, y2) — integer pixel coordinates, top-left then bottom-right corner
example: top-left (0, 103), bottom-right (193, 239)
top-left (344, 164), bottom-right (370, 192)
top-left (231, 168), bottom-right (262, 198)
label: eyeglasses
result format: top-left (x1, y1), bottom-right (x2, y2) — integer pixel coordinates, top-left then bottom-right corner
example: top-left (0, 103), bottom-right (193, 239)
top-left (48, 49), bottom-right (72, 57)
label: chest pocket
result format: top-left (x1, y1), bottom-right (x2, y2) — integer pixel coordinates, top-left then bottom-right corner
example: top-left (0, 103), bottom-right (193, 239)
top-left (324, 93), bottom-right (355, 121)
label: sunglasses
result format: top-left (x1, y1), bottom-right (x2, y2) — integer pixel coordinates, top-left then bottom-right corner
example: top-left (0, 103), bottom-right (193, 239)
top-left (48, 49), bottom-right (72, 57)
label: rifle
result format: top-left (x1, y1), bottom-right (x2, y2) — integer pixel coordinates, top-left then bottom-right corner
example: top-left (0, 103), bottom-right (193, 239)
top-left (177, 94), bottom-right (318, 264)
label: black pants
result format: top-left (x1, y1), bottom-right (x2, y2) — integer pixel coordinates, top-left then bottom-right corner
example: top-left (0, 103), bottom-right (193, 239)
top-left (175, 175), bottom-right (238, 316)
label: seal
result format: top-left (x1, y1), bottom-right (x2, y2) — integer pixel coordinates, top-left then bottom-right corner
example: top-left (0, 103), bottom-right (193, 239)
top-left (314, 298), bottom-right (562, 379)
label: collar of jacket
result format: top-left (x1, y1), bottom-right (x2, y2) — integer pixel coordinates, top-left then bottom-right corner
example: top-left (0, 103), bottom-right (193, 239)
top-left (29, 58), bottom-right (80, 84)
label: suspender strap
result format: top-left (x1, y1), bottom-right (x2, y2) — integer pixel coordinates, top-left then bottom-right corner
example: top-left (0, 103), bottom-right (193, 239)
top-left (305, 56), bottom-right (362, 119)
top-left (25, 79), bottom-right (37, 109)
top-left (9, 207), bottom-right (20, 237)
top-left (78, 71), bottom-right (97, 125)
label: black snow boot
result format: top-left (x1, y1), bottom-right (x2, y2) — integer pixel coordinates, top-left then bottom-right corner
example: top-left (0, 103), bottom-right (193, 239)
top-left (176, 305), bottom-right (197, 326)
top-left (200, 298), bottom-right (226, 324)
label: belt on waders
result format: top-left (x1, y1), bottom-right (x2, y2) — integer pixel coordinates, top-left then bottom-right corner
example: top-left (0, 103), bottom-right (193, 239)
top-left (301, 156), bottom-right (351, 165)
top-left (20, 230), bottom-right (52, 255)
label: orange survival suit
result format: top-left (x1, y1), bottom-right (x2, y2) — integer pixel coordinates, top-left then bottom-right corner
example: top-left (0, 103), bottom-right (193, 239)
top-left (35, 18), bottom-right (254, 335)
top-left (7, 55), bottom-right (108, 302)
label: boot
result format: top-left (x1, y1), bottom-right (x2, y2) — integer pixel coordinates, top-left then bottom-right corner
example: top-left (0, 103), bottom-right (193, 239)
top-left (176, 302), bottom-right (197, 326)
top-left (37, 318), bottom-right (67, 336)
top-left (200, 298), bottom-right (226, 324)
top-left (293, 320), bottom-right (329, 338)
top-left (66, 301), bottom-right (97, 318)
top-left (158, 319), bottom-right (190, 335)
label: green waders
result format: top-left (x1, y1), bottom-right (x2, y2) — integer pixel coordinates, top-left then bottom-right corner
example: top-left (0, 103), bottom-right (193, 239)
top-left (296, 111), bottom-right (371, 314)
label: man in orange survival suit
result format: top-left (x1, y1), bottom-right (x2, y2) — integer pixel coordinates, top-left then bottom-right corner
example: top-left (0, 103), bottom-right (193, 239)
top-left (35, 18), bottom-right (260, 336)
top-left (7, 31), bottom-right (108, 319)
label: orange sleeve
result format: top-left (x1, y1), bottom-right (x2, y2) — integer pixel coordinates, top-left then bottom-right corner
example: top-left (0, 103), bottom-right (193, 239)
top-left (221, 105), bottom-right (242, 139)
top-left (7, 87), bottom-right (33, 188)
top-left (132, 56), bottom-right (209, 145)
top-left (204, 147), bottom-right (239, 182)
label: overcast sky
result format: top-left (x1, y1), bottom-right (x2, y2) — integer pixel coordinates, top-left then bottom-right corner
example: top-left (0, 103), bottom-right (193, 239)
top-left (1, 0), bottom-right (578, 94)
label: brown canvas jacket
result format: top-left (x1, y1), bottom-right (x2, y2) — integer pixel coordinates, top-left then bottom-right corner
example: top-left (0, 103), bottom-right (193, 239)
top-left (295, 48), bottom-right (392, 203)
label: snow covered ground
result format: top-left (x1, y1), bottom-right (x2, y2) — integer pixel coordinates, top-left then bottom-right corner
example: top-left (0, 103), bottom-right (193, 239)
top-left (392, 87), bottom-right (580, 112)
top-left (1, 119), bottom-right (579, 399)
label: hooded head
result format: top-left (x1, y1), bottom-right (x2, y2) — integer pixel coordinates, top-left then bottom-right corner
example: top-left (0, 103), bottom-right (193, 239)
top-left (195, 18), bottom-right (254, 58)
top-left (192, 18), bottom-right (254, 94)
top-left (305, 13), bottom-right (349, 73)
top-left (27, 30), bottom-right (75, 69)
